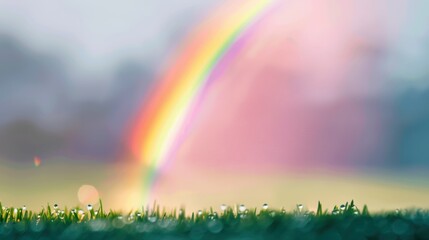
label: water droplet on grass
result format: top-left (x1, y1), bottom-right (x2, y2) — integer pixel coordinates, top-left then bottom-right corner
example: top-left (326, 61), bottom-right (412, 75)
top-left (220, 204), bottom-right (227, 211)
top-left (148, 216), bottom-right (157, 223)
top-left (22, 205), bottom-right (27, 211)
top-left (262, 203), bottom-right (269, 210)
top-left (198, 210), bottom-right (203, 216)
top-left (239, 205), bottom-right (246, 212)
top-left (89, 220), bottom-right (107, 232)
top-left (332, 210), bottom-right (339, 215)
top-left (340, 205), bottom-right (345, 211)
top-left (207, 220), bottom-right (223, 234)
top-left (392, 219), bottom-right (409, 235)
top-left (53, 204), bottom-right (59, 210)
top-left (87, 204), bottom-right (93, 211)
top-left (297, 204), bottom-right (303, 211)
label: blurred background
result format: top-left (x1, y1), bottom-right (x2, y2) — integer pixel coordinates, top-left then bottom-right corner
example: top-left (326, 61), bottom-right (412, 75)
top-left (0, 0), bottom-right (429, 212)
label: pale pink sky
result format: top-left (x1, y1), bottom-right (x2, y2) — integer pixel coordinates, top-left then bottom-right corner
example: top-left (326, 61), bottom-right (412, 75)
top-left (172, 0), bottom-right (394, 173)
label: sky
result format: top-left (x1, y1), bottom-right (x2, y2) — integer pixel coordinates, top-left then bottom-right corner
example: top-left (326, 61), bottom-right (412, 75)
top-left (0, 0), bottom-right (429, 211)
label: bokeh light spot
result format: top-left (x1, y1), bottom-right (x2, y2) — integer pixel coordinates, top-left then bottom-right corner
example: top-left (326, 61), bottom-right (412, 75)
top-left (33, 156), bottom-right (41, 167)
top-left (78, 185), bottom-right (99, 205)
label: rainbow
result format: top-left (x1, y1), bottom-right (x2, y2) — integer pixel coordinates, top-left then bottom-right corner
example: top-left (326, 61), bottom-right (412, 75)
top-left (130, 0), bottom-right (277, 199)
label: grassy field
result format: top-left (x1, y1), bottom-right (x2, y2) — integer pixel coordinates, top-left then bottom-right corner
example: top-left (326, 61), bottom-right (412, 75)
top-left (1, 200), bottom-right (428, 239)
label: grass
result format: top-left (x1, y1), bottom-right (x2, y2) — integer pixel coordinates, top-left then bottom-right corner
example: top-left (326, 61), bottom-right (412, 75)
top-left (1, 200), bottom-right (428, 239)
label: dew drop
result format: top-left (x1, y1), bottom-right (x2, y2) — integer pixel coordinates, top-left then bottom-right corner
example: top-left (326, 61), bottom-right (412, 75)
top-left (239, 204), bottom-right (246, 212)
top-left (22, 205), bottom-right (27, 211)
top-left (87, 204), bottom-right (93, 211)
top-left (262, 203), bottom-right (269, 210)
top-left (53, 204), bottom-right (59, 210)
top-left (198, 210), bottom-right (203, 216)
top-left (332, 210), bottom-right (339, 215)
top-left (220, 204), bottom-right (227, 211)
top-left (297, 204), bottom-right (303, 211)
top-left (340, 205), bottom-right (345, 211)
top-left (148, 216), bottom-right (157, 223)
top-left (207, 219), bottom-right (223, 234)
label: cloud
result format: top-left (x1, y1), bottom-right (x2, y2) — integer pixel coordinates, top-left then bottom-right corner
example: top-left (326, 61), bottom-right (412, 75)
top-left (0, 0), bottom-right (219, 163)
top-left (389, 88), bottom-right (429, 168)
top-left (0, 120), bottom-right (64, 162)
top-left (0, 34), bottom-right (71, 127)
